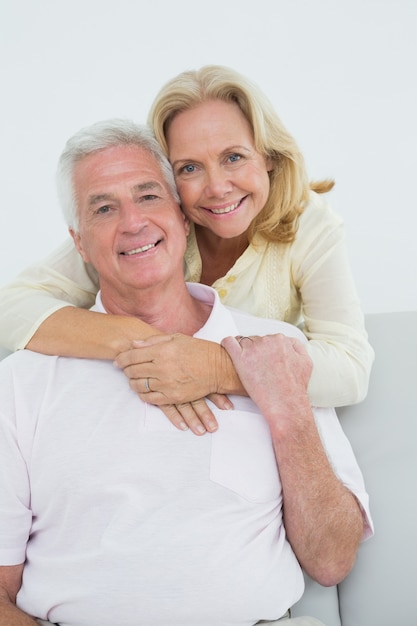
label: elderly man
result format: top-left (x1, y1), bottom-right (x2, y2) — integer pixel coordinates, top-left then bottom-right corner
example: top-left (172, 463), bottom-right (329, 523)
top-left (0, 120), bottom-right (372, 626)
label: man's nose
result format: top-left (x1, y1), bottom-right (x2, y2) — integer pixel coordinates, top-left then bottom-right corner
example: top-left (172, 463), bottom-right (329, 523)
top-left (118, 203), bottom-right (147, 232)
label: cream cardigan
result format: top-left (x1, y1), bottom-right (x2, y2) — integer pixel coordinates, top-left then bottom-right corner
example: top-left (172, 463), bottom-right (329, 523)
top-left (0, 192), bottom-right (374, 407)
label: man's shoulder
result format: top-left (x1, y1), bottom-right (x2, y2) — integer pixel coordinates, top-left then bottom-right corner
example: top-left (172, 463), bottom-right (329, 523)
top-left (225, 307), bottom-right (307, 343)
top-left (0, 349), bottom-right (50, 368)
top-left (0, 351), bottom-right (56, 406)
top-left (0, 350), bottom-right (58, 381)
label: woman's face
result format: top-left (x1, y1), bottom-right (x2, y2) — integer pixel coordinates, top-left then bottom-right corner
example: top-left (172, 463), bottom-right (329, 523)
top-left (166, 99), bottom-right (272, 239)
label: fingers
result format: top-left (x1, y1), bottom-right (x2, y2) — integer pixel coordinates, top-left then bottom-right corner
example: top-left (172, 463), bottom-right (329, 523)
top-left (221, 335), bottom-right (258, 367)
top-left (206, 392), bottom-right (234, 411)
top-left (220, 335), bottom-right (243, 361)
top-left (223, 333), bottom-right (307, 358)
top-left (160, 400), bottom-right (219, 436)
top-left (288, 336), bottom-right (309, 356)
top-left (159, 404), bottom-right (190, 432)
top-left (182, 399), bottom-right (219, 434)
top-left (130, 376), bottom-right (160, 399)
top-left (114, 335), bottom-right (171, 369)
top-left (237, 335), bottom-right (254, 346)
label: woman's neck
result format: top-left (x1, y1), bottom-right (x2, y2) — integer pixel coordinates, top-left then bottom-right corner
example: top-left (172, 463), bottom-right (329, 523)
top-left (195, 225), bottom-right (249, 285)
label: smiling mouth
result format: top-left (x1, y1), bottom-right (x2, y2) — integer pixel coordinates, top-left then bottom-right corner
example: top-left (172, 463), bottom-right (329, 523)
top-left (208, 198), bottom-right (244, 215)
top-left (120, 242), bottom-right (159, 256)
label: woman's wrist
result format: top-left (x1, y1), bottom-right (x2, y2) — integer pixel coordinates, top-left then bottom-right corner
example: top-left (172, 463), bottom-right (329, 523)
top-left (211, 343), bottom-right (246, 395)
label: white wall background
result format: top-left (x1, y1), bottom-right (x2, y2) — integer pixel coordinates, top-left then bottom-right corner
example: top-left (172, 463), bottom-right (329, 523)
top-left (1, 0), bottom-right (416, 314)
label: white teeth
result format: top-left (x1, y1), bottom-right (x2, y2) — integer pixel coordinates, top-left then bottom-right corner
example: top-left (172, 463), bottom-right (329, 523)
top-left (123, 243), bottom-right (156, 255)
top-left (210, 201), bottom-right (241, 215)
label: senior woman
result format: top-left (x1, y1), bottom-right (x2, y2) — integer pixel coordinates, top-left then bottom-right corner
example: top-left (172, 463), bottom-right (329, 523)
top-left (0, 65), bottom-right (374, 434)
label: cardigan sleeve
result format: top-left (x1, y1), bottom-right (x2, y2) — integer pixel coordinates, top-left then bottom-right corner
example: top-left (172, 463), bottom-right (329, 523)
top-left (292, 197), bottom-right (375, 407)
top-left (0, 239), bottom-right (99, 351)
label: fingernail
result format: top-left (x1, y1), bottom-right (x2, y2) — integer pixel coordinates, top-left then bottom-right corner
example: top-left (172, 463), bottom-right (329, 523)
top-left (179, 422), bottom-right (189, 431)
top-left (196, 424), bottom-right (207, 434)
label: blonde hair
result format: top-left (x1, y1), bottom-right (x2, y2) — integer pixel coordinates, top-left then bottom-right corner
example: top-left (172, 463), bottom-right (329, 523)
top-left (148, 65), bottom-right (333, 244)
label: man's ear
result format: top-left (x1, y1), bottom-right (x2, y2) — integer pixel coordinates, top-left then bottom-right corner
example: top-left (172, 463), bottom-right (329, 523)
top-left (69, 227), bottom-right (90, 263)
top-left (182, 212), bottom-right (191, 237)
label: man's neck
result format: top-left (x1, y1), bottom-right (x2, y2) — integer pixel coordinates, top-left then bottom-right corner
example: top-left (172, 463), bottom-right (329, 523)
top-left (101, 281), bottom-right (211, 336)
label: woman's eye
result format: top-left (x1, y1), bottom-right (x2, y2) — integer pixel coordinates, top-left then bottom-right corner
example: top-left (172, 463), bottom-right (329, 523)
top-left (228, 153), bottom-right (241, 163)
top-left (181, 164), bottom-right (196, 174)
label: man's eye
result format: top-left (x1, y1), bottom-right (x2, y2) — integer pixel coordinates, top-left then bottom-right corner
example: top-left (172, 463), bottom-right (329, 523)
top-left (96, 205), bottom-right (110, 214)
top-left (142, 194), bottom-right (158, 201)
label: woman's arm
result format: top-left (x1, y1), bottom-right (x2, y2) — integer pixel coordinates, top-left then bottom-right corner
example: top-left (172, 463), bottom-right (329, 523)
top-left (0, 239), bottom-right (242, 433)
top-left (0, 239), bottom-right (98, 352)
top-left (294, 197), bottom-right (375, 407)
top-left (0, 239), bottom-right (238, 371)
top-left (0, 240), bottom-right (186, 358)
top-left (26, 305), bottom-right (161, 358)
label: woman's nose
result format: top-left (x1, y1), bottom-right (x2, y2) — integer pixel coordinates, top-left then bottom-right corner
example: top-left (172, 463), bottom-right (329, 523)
top-left (204, 167), bottom-right (233, 199)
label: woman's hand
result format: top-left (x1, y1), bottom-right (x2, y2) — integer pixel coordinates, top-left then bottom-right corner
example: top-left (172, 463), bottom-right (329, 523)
top-left (114, 334), bottom-right (241, 435)
top-left (158, 396), bottom-right (231, 435)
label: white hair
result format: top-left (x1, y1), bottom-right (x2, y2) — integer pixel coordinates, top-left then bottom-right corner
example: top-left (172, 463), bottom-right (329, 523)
top-left (56, 118), bottom-right (180, 230)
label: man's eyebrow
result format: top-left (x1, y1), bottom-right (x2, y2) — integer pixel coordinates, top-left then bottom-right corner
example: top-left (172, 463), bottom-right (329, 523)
top-left (132, 181), bottom-right (164, 193)
top-left (87, 193), bottom-right (114, 207)
top-left (87, 182), bottom-right (164, 206)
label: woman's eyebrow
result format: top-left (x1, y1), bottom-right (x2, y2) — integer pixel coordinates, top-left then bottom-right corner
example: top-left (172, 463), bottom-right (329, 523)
top-left (171, 144), bottom-right (252, 167)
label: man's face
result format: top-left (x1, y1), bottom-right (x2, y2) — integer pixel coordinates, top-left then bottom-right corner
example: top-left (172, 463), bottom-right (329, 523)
top-left (71, 145), bottom-right (189, 300)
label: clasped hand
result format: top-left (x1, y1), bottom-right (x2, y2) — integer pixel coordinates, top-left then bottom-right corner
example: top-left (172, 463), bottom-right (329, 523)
top-left (114, 331), bottom-right (312, 436)
top-left (114, 333), bottom-right (234, 435)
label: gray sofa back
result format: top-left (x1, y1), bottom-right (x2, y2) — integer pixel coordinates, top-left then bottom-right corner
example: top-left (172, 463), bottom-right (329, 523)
top-left (292, 311), bottom-right (417, 625)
